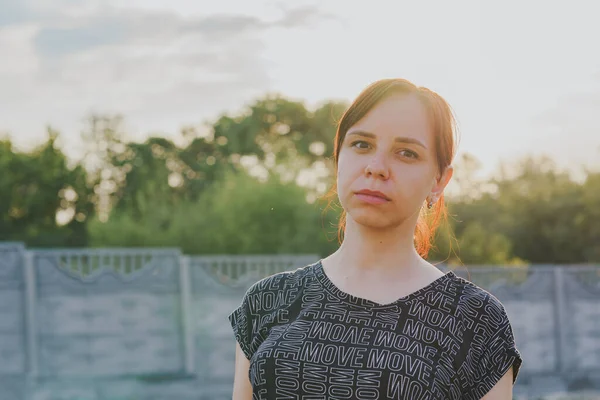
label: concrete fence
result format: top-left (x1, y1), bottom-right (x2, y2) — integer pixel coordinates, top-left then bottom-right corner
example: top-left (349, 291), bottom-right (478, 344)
top-left (0, 242), bottom-right (598, 399)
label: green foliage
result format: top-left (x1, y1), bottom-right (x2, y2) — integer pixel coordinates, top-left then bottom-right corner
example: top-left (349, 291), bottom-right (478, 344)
top-left (433, 155), bottom-right (600, 265)
top-left (173, 169), bottom-right (336, 255)
top-left (0, 130), bottom-right (94, 246)
top-left (89, 168), bottom-right (342, 255)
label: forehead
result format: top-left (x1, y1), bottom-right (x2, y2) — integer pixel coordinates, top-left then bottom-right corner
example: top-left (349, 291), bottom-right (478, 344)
top-left (349, 93), bottom-right (432, 143)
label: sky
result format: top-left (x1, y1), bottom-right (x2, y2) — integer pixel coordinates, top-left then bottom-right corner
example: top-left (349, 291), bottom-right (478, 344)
top-left (1, 0), bottom-right (599, 179)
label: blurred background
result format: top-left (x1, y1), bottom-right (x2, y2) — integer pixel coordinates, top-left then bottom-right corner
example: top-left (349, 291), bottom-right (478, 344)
top-left (0, 0), bottom-right (599, 399)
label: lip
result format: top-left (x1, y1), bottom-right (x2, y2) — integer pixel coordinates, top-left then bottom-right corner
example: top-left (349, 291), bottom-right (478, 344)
top-left (354, 189), bottom-right (391, 204)
top-left (355, 189), bottom-right (390, 200)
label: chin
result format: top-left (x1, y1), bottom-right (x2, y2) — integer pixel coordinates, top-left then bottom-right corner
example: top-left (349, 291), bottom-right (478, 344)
top-left (347, 210), bottom-right (396, 229)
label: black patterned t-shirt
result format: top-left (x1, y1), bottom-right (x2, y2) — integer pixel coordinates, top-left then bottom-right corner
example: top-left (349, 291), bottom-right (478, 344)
top-left (228, 260), bottom-right (523, 400)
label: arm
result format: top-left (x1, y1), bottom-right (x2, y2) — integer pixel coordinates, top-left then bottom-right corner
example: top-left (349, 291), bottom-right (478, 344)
top-left (232, 342), bottom-right (252, 400)
top-left (481, 366), bottom-right (514, 400)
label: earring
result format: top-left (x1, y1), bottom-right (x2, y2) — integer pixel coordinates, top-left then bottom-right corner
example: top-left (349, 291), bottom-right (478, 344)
top-left (427, 197), bottom-right (436, 209)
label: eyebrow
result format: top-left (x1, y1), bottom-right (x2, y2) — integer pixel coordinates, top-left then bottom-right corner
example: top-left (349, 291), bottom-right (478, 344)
top-left (346, 130), bottom-right (428, 149)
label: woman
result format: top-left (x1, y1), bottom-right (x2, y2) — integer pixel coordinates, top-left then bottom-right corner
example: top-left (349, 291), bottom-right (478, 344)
top-left (229, 78), bottom-right (523, 399)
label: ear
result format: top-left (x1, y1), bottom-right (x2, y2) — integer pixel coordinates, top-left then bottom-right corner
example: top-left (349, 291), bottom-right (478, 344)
top-left (430, 165), bottom-right (453, 200)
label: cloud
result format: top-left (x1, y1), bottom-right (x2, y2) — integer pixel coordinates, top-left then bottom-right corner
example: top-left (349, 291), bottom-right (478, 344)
top-left (0, 0), bottom-right (30, 26)
top-left (277, 5), bottom-right (333, 28)
top-left (35, 19), bottom-right (126, 58)
top-left (30, 7), bottom-right (279, 108)
top-left (30, 4), bottom-right (329, 58)
top-left (0, 1), bottom-right (328, 153)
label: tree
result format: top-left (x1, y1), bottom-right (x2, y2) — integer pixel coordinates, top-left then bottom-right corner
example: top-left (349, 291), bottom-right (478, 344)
top-left (211, 96), bottom-right (346, 184)
top-left (580, 170), bottom-right (600, 261)
top-left (0, 131), bottom-right (94, 246)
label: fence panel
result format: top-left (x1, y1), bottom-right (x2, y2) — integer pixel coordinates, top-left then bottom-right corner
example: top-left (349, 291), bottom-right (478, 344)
top-left (31, 248), bottom-right (184, 379)
top-left (561, 267), bottom-right (600, 385)
top-left (0, 243), bottom-right (27, 400)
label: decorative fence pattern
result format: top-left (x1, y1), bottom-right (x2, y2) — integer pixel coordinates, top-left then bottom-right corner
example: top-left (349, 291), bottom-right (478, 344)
top-left (34, 248), bottom-right (185, 378)
top-left (0, 242), bottom-right (598, 399)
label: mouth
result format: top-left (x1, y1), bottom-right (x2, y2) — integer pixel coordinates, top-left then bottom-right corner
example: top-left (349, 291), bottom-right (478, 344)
top-left (355, 190), bottom-right (390, 201)
top-left (354, 191), bottom-right (391, 204)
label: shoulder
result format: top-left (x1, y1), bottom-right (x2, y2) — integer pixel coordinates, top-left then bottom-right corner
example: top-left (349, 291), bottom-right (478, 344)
top-left (430, 271), bottom-right (512, 340)
top-left (228, 262), bottom-right (318, 360)
top-left (239, 262), bottom-right (317, 314)
top-left (451, 274), bottom-right (511, 332)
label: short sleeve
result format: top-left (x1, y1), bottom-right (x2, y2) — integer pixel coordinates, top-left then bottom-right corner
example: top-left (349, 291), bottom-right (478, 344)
top-left (227, 273), bottom-right (292, 361)
top-left (229, 279), bottom-right (272, 361)
top-left (460, 302), bottom-right (523, 400)
top-left (228, 289), bottom-right (255, 360)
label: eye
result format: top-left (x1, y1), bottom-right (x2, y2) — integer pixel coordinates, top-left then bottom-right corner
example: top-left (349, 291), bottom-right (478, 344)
top-left (350, 140), bottom-right (370, 150)
top-left (398, 149), bottom-right (419, 159)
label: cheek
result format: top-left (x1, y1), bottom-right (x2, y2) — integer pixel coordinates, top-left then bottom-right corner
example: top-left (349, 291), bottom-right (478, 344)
top-left (388, 167), bottom-right (436, 208)
top-left (402, 169), bottom-right (434, 193)
top-left (336, 156), bottom-right (360, 201)
top-left (336, 168), bottom-right (352, 202)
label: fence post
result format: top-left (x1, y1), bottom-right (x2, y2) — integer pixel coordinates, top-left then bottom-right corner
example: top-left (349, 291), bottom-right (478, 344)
top-left (23, 250), bottom-right (38, 377)
top-left (179, 255), bottom-right (195, 375)
top-left (553, 267), bottom-right (568, 375)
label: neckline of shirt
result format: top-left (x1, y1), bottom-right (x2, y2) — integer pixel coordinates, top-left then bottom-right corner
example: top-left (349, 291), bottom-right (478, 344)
top-left (311, 259), bottom-right (457, 309)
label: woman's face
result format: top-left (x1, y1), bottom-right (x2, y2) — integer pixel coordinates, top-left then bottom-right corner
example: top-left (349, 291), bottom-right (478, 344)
top-left (337, 93), bottom-right (452, 230)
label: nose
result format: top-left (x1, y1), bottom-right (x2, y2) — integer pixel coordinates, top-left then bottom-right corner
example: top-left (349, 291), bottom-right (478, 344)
top-left (365, 154), bottom-right (389, 179)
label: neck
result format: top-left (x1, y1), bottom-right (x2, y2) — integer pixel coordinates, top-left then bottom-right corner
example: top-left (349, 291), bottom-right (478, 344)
top-left (329, 215), bottom-right (423, 276)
